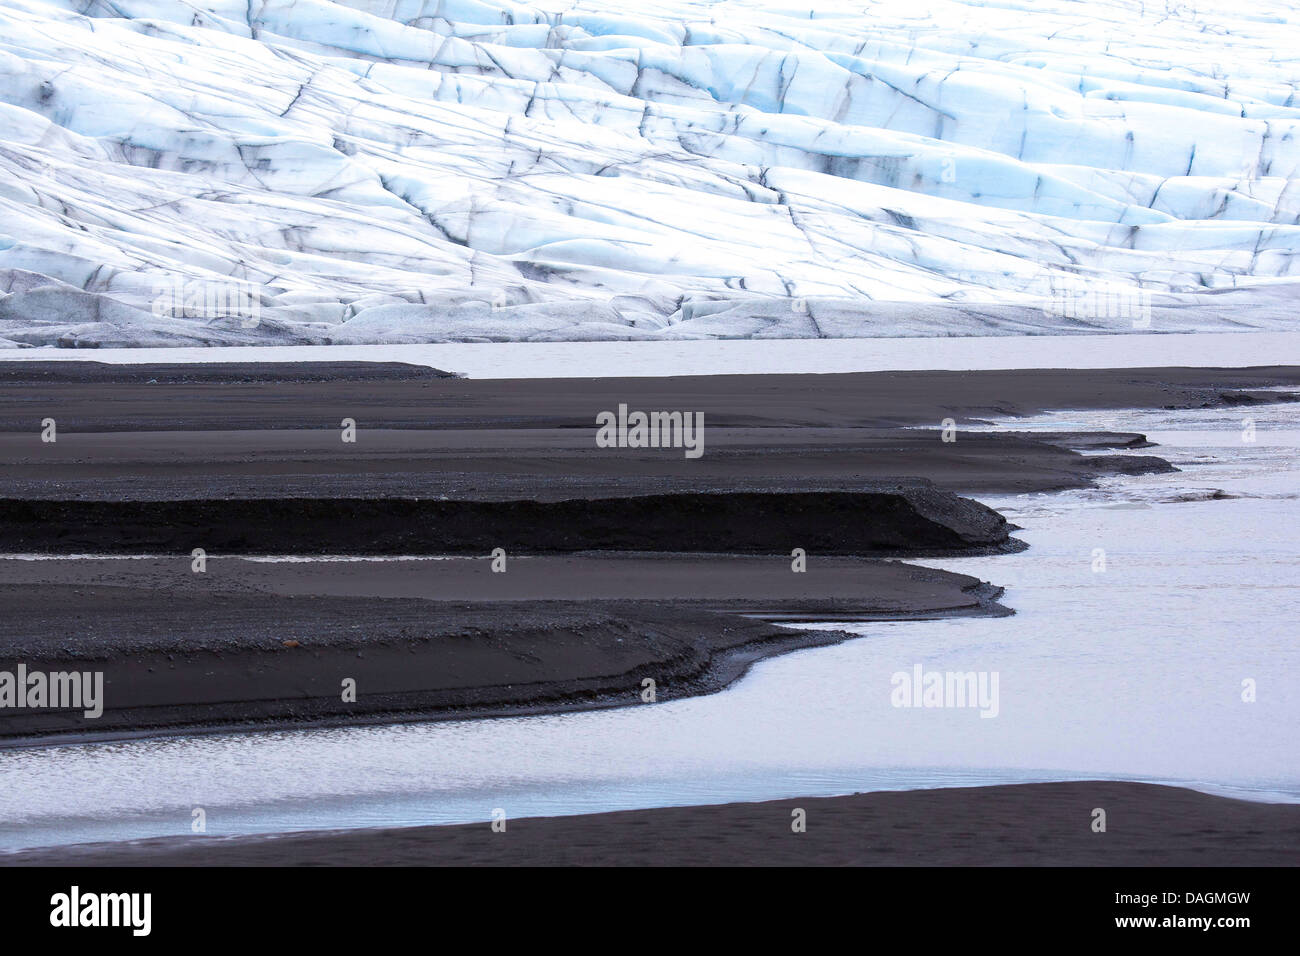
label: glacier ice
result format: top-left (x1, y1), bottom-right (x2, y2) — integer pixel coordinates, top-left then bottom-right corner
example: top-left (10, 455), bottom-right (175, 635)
top-left (0, 0), bottom-right (1298, 347)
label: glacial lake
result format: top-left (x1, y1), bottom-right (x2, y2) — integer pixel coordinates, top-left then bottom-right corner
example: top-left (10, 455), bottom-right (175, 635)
top-left (0, 401), bottom-right (1296, 851)
top-left (2, 330), bottom-right (1299, 379)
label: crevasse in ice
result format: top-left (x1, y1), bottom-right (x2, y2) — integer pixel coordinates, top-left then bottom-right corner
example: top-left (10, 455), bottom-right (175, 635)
top-left (0, 0), bottom-right (1298, 345)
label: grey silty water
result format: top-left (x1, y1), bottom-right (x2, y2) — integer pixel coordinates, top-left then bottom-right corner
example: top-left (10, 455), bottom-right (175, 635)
top-left (0, 403), bottom-right (1296, 852)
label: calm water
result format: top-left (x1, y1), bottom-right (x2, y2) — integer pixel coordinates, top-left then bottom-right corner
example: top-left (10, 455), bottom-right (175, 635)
top-left (0, 403), bottom-right (1296, 851)
top-left (1, 331), bottom-right (1298, 378)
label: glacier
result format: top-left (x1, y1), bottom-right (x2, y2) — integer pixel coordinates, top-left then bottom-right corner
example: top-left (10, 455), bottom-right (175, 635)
top-left (0, 0), bottom-right (1298, 346)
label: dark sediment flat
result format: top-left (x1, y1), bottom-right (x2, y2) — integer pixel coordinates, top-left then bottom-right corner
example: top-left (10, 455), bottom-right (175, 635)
top-left (0, 361), bottom-right (460, 385)
top-left (0, 365), bottom-right (1293, 504)
top-left (0, 427), bottom-right (1176, 503)
top-left (0, 488), bottom-right (1021, 556)
top-left (0, 362), bottom-right (1296, 432)
top-left (0, 553), bottom-right (1005, 742)
top-left (9, 781), bottom-right (1296, 866)
top-left (0, 363), bottom-right (1225, 553)
top-left (0, 363), bottom-right (1292, 740)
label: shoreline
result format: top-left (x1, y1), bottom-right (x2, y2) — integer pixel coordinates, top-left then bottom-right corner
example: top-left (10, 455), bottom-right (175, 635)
top-left (0, 555), bottom-right (1007, 745)
top-left (0, 363), bottom-right (1295, 744)
top-left (8, 781), bottom-right (1298, 866)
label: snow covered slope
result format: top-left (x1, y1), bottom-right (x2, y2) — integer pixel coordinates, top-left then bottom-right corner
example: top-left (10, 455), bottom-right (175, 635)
top-left (1, 0), bottom-right (1298, 346)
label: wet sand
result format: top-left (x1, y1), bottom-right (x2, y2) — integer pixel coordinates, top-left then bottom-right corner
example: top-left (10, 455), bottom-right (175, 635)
top-left (0, 364), bottom-right (1291, 504)
top-left (8, 781), bottom-right (1297, 866)
top-left (0, 362), bottom-right (1294, 741)
top-left (0, 488), bottom-right (1023, 555)
top-left (0, 553), bottom-right (1005, 742)
top-left (2, 362), bottom-right (1296, 432)
top-left (1, 362), bottom-right (1297, 865)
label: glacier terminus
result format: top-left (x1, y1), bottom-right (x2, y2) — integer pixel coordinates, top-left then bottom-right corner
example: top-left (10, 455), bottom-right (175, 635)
top-left (0, 0), bottom-right (1298, 347)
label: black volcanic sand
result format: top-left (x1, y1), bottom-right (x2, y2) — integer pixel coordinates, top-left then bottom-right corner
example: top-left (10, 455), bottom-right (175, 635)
top-left (1, 363), bottom-right (1296, 431)
top-left (5, 362), bottom-right (1293, 553)
top-left (0, 553), bottom-right (1005, 741)
top-left (8, 782), bottom-right (1296, 866)
top-left (2, 363), bottom-right (1297, 864)
top-left (0, 363), bottom-right (1295, 739)
top-left (3, 364), bottom-right (1295, 507)
top-left (0, 489), bottom-right (1023, 556)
